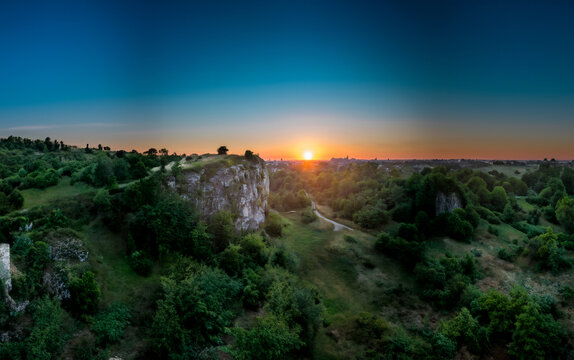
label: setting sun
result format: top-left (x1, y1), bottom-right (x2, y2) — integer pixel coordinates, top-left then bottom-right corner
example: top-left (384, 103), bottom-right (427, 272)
top-left (303, 151), bottom-right (313, 160)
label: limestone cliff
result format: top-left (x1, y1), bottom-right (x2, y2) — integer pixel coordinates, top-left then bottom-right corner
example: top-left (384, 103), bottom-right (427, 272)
top-left (435, 191), bottom-right (463, 216)
top-left (171, 156), bottom-right (269, 231)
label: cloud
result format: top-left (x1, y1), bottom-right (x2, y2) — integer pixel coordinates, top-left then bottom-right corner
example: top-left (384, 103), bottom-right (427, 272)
top-left (7, 122), bottom-right (125, 131)
top-left (73, 122), bottom-right (126, 128)
top-left (8, 125), bottom-right (57, 131)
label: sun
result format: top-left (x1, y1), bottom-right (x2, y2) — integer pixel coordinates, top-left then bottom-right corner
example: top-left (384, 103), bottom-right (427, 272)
top-left (303, 151), bottom-right (313, 160)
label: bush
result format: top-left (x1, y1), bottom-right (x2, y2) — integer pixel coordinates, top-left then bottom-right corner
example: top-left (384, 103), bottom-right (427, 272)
top-left (8, 190), bottom-right (24, 210)
top-left (397, 223), bottom-right (422, 242)
top-left (497, 247), bottom-right (514, 262)
top-left (556, 197), bottom-right (574, 233)
top-left (375, 232), bottom-right (424, 269)
top-left (92, 304), bottom-right (131, 345)
top-left (353, 204), bottom-right (387, 229)
top-left (67, 271), bottom-right (101, 318)
top-left (301, 207), bottom-right (318, 224)
top-left (487, 225), bottom-right (499, 236)
top-left (239, 233), bottom-right (268, 267)
top-left (228, 314), bottom-right (302, 360)
top-left (218, 244), bottom-right (245, 276)
top-left (129, 250), bottom-right (153, 276)
top-left (27, 296), bottom-right (67, 360)
top-left (151, 266), bottom-right (241, 355)
top-left (476, 206), bottom-right (501, 224)
top-left (437, 211), bottom-right (473, 242)
top-left (344, 235), bottom-right (357, 243)
top-left (265, 212), bottom-right (283, 237)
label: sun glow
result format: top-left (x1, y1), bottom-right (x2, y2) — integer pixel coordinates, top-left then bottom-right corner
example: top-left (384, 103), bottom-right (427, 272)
top-left (303, 151), bottom-right (313, 160)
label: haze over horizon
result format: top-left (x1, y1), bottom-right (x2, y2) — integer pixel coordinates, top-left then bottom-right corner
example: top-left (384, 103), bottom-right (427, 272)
top-left (1, 0), bottom-right (574, 160)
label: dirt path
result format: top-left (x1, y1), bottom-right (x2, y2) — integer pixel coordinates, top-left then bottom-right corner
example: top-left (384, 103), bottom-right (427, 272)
top-left (307, 193), bottom-right (353, 231)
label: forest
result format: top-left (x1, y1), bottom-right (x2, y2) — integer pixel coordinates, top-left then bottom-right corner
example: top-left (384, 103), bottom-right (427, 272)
top-left (0, 135), bottom-right (573, 359)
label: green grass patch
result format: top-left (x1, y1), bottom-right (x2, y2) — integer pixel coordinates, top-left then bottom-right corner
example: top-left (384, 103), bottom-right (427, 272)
top-left (475, 164), bottom-right (538, 178)
top-left (82, 221), bottom-right (161, 307)
top-left (277, 211), bottom-right (412, 359)
top-left (21, 176), bottom-right (94, 209)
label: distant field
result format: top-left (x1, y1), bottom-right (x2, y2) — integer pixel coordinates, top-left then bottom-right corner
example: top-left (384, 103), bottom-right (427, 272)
top-left (475, 164), bottom-right (538, 178)
top-left (20, 176), bottom-right (94, 209)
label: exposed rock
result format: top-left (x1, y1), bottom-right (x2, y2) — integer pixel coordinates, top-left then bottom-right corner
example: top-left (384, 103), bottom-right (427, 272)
top-left (173, 158), bottom-right (269, 231)
top-left (49, 236), bottom-right (88, 262)
top-left (0, 244), bottom-right (11, 292)
top-left (435, 191), bottom-right (463, 215)
top-left (43, 263), bottom-right (71, 300)
top-left (0, 243), bottom-right (29, 314)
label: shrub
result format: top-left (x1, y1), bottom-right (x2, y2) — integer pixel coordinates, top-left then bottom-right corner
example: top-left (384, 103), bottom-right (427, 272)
top-left (353, 204), bottom-right (387, 228)
top-left (67, 271), bottom-right (101, 317)
top-left (239, 233), bottom-right (268, 267)
top-left (92, 304), bottom-right (131, 345)
top-left (487, 225), bottom-right (499, 236)
top-left (344, 235), bottom-right (357, 243)
top-left (497, 247), bottom-right (514, 262)
top-left (376, 233), bottom-right (424, 269)
top-left (27, 296), bottom-right (67, 360)
top-left (265, 212), bottom-right (283, 237)
top-left (228, 314), bottom-right (302, 360)
top-left (301, 207), bottom-right (317, 224)
top-left (129, 250), bottom-right (153, 276)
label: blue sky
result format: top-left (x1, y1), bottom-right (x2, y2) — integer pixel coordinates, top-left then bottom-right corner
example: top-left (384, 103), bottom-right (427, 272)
top-left (1, 0), bottom-right (574, 159)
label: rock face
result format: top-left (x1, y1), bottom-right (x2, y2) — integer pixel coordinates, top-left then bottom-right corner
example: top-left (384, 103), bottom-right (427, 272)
top-left (0, 244), bottom-right (11, 293)
top-left (435, 192), bottom-right (463, 216)
top-left (174, 159), bottom-right (269, 231)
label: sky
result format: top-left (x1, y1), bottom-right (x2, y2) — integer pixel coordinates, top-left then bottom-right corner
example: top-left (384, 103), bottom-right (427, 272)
top-left (1, 0), bottom-right (574, 160)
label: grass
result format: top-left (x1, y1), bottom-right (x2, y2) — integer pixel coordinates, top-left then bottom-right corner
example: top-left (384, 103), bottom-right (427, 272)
top-left (277, 211), bottom-right (412, 359)
top-left (20, 177), bottom-right (94, 209)
top-left (82, 220), bottom-right (162, 359)
top-left (476, 164), bottom-right (538, 178)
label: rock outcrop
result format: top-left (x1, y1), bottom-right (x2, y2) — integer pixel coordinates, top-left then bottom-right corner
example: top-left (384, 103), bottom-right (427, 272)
top-left (172, 157), bottom-right (269, 231)
top-left (435, 192), bottom-right (463, 216)
top-left (0, 244), bottom-right (11, 293)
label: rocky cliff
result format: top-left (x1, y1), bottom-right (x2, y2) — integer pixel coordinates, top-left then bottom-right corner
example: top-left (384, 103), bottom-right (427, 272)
top-left (435, 191), bottom-right (463, 216)
top-left (171, 156), bottom-right (269, 231)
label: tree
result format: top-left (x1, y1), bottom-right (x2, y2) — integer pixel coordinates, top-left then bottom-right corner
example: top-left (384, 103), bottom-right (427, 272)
top-left (265, 212), bottom-right (283, 237)
top-left (217, 145), bottom-right (229, 155)
top-left (144, 148), bottom-right (158, 156)
top-left (8, 190), bottom-right (24, 210)
top-left (208, 210), bottom-right (235, 252)
top-left (239, 233), bottom-right (268, 266)
top-left (27, 296), bottom-right (67, 360)
top-left (490, 186), bottom-right (508, 212)
top-left (44, 137), bottom-right (52, 152)
top-left (556, 197), bottom-right (574, 233)
top-left (131, 160), bottom-right (148, 179)
top-left (92, 304), bottom-right (131, 345)
top-left (93, 189), bottom-right (111, 213)
top-left (508, 303), bottom-right (545, 359)
top-left (228, 314), bottom-right (302, 360)
top-left (151, 266), bottom-right (241, 356)
top-left (244, 149), bottom-right (254, 159)
top-left (67, 271), bottom-right (101, 317)
top-left (440, 307), bottom-right (484, 353)
top-left (94, 154), bottom-right (114, 187)
top-left (561, 167), bottom-right (574, 195)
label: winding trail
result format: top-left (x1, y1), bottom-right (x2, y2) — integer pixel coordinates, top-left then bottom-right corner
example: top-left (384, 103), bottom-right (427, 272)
top-left (307, 193), bottom-right (353, 232)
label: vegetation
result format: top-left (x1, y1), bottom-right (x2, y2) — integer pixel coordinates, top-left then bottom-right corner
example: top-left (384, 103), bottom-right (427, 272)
top-left (0, 137), bottom-right (572, 359)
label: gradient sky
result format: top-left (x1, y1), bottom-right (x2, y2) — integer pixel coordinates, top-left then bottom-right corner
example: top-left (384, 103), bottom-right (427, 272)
top-left (1, 0), bottom-right (574, 160)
